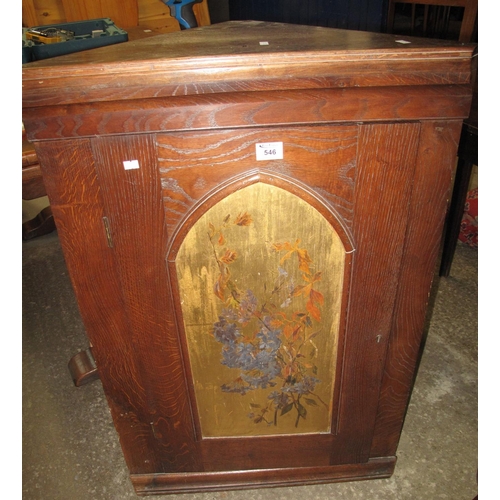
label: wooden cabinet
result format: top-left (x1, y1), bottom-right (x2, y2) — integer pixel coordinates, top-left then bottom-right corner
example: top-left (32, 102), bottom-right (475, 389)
top-left (22, 21), bottom-right (475, 495)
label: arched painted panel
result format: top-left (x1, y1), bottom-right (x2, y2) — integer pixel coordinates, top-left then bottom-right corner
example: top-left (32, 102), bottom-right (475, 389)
top-left (176, 182), bottom-right (346, 437)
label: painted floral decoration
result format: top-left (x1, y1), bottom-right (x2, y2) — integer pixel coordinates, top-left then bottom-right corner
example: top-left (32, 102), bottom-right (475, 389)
top-left (207, 211), bottom-right (328, 428)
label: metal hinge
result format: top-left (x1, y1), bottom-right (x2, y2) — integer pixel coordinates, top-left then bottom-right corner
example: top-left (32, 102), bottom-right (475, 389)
top-left (102, 216), bottom-right (113, 248)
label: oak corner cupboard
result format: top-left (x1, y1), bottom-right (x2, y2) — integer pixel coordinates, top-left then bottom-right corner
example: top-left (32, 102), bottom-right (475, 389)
top-left (22, 21), bottom-right (476, 496)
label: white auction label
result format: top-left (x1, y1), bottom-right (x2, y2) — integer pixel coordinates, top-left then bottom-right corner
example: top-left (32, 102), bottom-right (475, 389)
top-left (123, 159), bottom-right (140, 170)
top-left (255, 142), bottom-right (283, 161)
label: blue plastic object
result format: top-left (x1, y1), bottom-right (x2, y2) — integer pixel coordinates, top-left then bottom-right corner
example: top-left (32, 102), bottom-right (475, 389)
top-left (22, 18), bottom-right (128, 64)
top-left (163, 0), bottom-right (202, 30)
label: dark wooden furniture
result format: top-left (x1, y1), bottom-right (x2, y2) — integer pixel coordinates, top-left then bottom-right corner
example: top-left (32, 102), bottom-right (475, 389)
top-left (22, 21), bottom-right (475, 495)
top-left (387, 0), bottom-right (478, 42)
top-left (439, 118), bottom-right (477, 275)
top-left (229, 0), bottom-right (387, 32)
top-left (440, 54), bottom-right (477, 276)
top-left (22, 134), bottom-right (55, 239)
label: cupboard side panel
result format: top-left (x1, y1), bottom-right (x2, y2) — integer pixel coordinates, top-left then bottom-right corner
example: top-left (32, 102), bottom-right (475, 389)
top-left (33, 139), bottom-right (161, 474)
top-left (370, 120), bottom-right (464, 457)
top-left (336, 122), bottom-right (421, 461)
top-left (91, 134), bottom-right (201, 473)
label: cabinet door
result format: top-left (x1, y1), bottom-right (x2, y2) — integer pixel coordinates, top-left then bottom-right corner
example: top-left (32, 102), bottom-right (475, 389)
top-left (65, 123), bottom-right (420, 479)
top-left (164, 123), bottom-right (419, 469)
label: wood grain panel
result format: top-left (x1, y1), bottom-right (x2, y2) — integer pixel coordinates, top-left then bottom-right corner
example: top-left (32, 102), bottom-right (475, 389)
top-left (336, 122), bottom-right (421, 461)
top-left (91, 134), bottom-right (200, 472)
top-left (60, 0), bottom-right (139, 28)
top-left (138, 0), bottom-right (177, 26)
top-left (157, 126), bottom-right (357, 238)
top-left (22, 0), bottom-right (66, 26)
top-left (22, 0), bottom-right (38, 27)
top-left (193, 1), bottom-right (211, 26)
top-left (22, 85), bottom-right (473, 141)
top-left (370, 119), bottom-right (464, 457)
top-left (33, 138), bottom-right (160, 473)
top-left (200, 434), bottom-right (335, 472)
top-left (22, 60), bottom-right (473, 109)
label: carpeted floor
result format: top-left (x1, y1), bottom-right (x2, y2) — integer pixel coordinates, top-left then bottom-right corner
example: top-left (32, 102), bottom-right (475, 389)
top-left (22, 231), bottom-right (478, 500)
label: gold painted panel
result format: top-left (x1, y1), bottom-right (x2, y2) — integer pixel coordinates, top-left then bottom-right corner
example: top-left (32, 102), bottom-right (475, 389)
top-left (176, 183), bottom-right (345, 437)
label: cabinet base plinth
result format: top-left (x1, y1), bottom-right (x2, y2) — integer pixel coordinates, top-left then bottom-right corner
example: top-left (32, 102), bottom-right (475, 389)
top-left (131, 457), bottom-right (396, 496)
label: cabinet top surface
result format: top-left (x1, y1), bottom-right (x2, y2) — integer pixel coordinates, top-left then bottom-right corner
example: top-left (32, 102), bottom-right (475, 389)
top-left (23, 20), bottom-right (475, 71)
top-left (22, 21), bottom-right (476, 108)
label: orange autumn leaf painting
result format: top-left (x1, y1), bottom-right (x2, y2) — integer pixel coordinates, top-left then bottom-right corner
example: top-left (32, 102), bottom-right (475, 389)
top-left (234, 211), bottom-right (253, 226)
